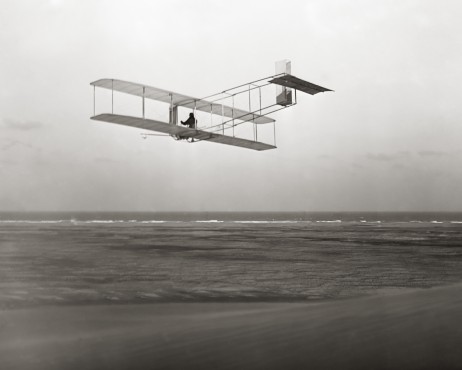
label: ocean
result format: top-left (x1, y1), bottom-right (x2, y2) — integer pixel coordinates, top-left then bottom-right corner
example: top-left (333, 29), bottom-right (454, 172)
top-left (1, 212), bottom-right (462, 308)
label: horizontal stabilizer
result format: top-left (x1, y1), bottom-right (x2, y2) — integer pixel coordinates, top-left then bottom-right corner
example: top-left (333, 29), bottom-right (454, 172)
top-left (269, 75), bottom-right (332, 95)
top-left (91, 114), bottom-right (276, 151)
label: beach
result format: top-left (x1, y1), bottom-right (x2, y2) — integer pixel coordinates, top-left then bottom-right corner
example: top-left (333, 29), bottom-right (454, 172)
top-left (1, 213), bottom-right (462, 369)
top-left (2, 283), bottom-right (462, 369)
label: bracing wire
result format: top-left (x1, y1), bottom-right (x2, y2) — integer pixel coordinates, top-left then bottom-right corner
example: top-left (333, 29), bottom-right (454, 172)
top-left (200, 103), bottom-right (296, 136)
top-left (198, 72), bottom-right (285, 101)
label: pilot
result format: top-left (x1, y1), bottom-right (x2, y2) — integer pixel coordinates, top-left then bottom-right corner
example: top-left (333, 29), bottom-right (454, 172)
top-left (181, 112), bottom-right (197, 129)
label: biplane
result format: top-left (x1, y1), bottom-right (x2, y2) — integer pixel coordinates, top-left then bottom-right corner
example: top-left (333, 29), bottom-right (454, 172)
top-left (90, 61), bottom-right (332, 151)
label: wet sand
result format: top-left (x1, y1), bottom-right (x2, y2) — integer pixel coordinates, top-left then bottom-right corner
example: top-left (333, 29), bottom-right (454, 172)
top-left (2, 283), bottom-right (462, 370)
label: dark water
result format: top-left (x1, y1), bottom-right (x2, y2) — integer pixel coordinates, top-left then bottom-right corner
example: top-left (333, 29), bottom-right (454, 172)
top-left (1, 212), bottom-right (462, 308)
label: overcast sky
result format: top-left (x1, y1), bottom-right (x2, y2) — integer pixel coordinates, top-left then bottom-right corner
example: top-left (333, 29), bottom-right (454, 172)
top-left (1, 0), bottom-right (461, 212)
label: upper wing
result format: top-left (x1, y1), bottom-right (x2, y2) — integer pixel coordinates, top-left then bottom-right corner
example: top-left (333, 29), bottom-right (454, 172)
top-left (92, 114), bottom-right (276, 151)
top-left (90, 79), bottom-right (275, 124)
top-left (269, 75), bottom-right (332, 95)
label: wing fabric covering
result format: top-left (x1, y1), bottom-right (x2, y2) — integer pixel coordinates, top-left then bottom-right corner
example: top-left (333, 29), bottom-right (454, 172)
top-left (91, 114), bottom-right (276, 151)
top-left (91, 79), bottom-right (274, 124)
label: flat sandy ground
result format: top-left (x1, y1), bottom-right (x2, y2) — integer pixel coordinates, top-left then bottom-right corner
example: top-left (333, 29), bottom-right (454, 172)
top-left (1, 283), bottom-right (462, 370)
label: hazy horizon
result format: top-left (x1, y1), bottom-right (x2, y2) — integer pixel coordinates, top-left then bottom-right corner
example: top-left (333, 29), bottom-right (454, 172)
top-left (2, 210), bottom-right (462, 214)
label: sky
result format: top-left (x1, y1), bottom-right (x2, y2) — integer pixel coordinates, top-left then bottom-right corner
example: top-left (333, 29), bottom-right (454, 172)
top-left (1, 0), bottom-right (461, 212)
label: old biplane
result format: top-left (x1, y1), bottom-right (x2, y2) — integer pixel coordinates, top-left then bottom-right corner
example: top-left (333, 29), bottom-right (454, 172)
top-left (90, 61), bottom-right (332, 151)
